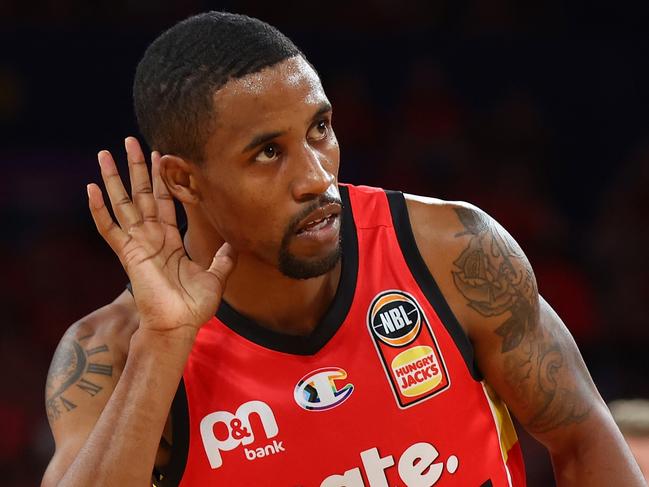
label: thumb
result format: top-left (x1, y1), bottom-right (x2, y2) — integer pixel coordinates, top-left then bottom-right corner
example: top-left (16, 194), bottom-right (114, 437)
top-left (206, 242), bottom-right (238, 291)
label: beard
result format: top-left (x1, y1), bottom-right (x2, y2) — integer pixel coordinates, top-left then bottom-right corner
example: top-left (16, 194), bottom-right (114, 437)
top-left (277, 194), bottom-right (343, 280)
top-left (278, 238), bottom-right (342, 280)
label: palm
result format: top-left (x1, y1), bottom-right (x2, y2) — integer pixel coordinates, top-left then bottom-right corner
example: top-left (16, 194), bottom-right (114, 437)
top-left (88, 137), bottom-right (236, 332)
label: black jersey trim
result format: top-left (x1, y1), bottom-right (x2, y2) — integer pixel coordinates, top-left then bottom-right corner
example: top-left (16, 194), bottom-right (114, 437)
top-left (154, 378), bottom-right (189, 487)
top-left (215, 185), bottom-right (359, 356)
top-left (385, 190), bottom-right (481, 381)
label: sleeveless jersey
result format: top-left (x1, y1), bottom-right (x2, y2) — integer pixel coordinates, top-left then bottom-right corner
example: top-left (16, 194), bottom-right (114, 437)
top-left (161, 184), bottom-right (526, 487)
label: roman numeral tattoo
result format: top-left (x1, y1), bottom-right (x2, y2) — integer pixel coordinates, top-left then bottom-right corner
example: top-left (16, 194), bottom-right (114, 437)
top-left (45, 332), bottom-right (113, 422)
top-left (61, 396), bottom-right (77, 412)
top-left (87, 363), bottom-right (113, 376)
top-left (86, 344), bottom-right (109, 356)
top-left (76, 378), bottom-right (103, 396)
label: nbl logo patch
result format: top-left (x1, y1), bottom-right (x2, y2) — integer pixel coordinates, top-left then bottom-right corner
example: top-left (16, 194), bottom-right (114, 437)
top-left (367, 290), bottom-right (450, 408)
top-left (370, 292), bottom-right (421, 347)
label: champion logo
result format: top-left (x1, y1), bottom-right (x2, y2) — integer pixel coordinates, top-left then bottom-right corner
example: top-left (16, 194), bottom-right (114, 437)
top-left (294, 367), bottom-right (354, 411)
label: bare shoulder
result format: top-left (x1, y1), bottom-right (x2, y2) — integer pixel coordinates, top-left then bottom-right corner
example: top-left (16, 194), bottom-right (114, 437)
top-left (403, 193), bottom-right (602, 442)
top-left (402, 194), bottom-right (493, 334)
top-left (45, 289), bottom-right (138, 433)
top-left (402, 193), bottom-right (486, 257)
top-left (42, 289), bottom-right (139, 484)
top-left (403, 192), bottom-right (490, 246)
top-left (43, 290), bottom-right (179, 484)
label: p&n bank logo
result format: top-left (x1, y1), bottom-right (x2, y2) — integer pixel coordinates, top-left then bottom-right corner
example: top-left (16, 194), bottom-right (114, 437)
top-left (200, 400), bottom-right (285, 469)
top-left (294, 367), bottom-right (354, 411)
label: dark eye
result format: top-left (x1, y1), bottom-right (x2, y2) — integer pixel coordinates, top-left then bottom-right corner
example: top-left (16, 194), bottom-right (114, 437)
top-left (307, 120), bottom-right (328, 141)
top-left (254, 144), bottom-right (280, 163)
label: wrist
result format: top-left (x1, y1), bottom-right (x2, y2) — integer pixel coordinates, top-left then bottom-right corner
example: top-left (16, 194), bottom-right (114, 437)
top-left (129, 325), bottom-right (197, 362)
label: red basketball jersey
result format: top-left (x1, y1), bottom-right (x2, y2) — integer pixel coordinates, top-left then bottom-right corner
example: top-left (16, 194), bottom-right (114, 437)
top-left (165, 184), bottom-right (526, 486)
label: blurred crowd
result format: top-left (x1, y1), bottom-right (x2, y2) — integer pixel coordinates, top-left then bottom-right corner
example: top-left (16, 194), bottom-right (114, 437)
top-left (1, 1), bottom-right (648, 485)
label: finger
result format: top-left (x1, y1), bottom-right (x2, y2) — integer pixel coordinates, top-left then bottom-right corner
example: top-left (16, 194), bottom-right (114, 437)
top-left (87, 183), bottom-right (132, 257)
top-left (151, 151), bottom-right (177, 228)
top-left (206, 243), bottom-right (237, 294)
top-left (98, 150), bottom-right (142, 229)
top-left (125, 137), bottom-right (157, 222)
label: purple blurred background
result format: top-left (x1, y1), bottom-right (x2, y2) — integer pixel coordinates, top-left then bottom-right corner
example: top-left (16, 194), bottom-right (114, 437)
top-left (1, 1), bottom-right (648, 485)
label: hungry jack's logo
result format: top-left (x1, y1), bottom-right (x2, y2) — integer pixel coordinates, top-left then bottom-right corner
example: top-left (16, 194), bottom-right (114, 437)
top-left (367, 290), bottom-right (450, 408)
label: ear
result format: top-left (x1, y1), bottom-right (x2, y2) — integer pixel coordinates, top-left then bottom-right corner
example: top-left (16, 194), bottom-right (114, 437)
top-left (159, 154), bottom-right (201, 205)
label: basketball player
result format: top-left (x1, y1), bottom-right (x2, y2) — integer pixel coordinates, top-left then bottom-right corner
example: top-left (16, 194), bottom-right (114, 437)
top-left (41, 12), bottom-right (645, 486)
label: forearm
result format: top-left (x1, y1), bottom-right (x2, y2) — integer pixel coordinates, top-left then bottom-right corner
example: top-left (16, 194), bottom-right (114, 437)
top-left (551, 408), bottom-right (646, 487)
top-left (57, 327), bottom-right (195, 487)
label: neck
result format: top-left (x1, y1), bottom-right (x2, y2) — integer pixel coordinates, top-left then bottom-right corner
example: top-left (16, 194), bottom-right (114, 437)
top-left (223, 256), bottom-right (341, 336)
top-left (183, 213), bottom-right (342, 336)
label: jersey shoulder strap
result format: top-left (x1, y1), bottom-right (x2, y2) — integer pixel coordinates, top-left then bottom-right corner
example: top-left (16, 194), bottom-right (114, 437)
top-left (384, 189), bottom-right (481, 380)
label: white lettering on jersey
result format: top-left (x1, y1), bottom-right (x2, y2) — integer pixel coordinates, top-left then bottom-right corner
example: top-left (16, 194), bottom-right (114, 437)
top-left (321, 442), bottom-right (459, 486)
top-left (199, 400), bottom-right (283, 469)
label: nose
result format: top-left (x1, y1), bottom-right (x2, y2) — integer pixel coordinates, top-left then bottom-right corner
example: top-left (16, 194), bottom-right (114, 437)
top-left (290, 145), bottom-right (335, 202)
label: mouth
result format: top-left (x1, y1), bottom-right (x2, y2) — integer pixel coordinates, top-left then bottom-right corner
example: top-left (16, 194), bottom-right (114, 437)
top-left (295, 202), bottom-right (342, 237)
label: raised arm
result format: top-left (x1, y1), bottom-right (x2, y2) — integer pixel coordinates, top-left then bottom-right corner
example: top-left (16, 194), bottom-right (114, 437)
top-left (42, 137), bottom-right (236, 487)
top-left (407, 197), bottom-right (645, 486)
top-left (42, 291), bottom-right (137, 486)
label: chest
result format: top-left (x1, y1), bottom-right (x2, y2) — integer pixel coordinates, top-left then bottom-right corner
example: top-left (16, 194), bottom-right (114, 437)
top-left (180, 301), bottom-right (507, 486)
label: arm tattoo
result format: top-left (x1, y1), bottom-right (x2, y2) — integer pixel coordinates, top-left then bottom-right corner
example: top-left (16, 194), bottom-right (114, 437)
top-left (452, 207), bottom-right (538, 352)
top-left (452, 207), bottom-right (591, 433)
top-left (45, 332), bottom-right (113, 422)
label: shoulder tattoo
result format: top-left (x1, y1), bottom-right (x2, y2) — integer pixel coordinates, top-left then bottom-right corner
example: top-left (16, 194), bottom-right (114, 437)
top-left (45, 331), bottom-right (113, 423)
top-left (452, 206), bottom-right (538, 352)
top-left (452, 207), bottom-right (591, 433)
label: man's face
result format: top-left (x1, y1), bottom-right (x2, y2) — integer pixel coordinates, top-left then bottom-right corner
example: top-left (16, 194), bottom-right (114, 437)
top-left (196, 56), bottom-right (341, 279)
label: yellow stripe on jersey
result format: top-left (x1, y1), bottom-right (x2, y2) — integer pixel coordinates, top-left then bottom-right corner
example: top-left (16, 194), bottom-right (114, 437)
top-left (482, 382), bottom-right (518, 463)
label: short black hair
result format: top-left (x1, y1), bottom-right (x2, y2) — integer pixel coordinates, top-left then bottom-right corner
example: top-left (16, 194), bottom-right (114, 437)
top-left (133, 11), bottom-right (303, 162)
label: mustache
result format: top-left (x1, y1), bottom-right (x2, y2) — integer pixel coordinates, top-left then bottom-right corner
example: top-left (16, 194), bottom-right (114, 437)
top-left (285, 194), bottom-right (342, 235)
